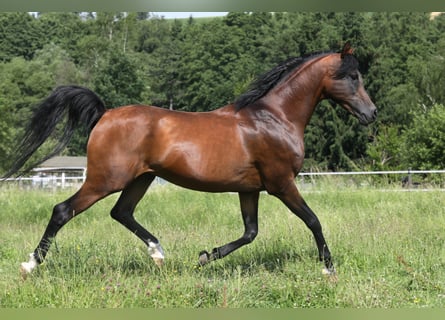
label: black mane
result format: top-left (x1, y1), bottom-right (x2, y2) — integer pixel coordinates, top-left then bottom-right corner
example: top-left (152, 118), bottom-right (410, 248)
top-left (333, 53), bottom-right (358, 79)
top-left (234, 50), bottom-right (356, 110)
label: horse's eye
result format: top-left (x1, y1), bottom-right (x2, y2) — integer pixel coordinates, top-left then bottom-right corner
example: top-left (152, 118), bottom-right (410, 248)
top-left (349, 73), bottom-right (358, 81)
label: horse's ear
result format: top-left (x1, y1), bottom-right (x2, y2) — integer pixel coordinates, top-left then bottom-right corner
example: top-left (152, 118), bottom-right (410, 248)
top-left (341, 42), bottom-right (354, 58)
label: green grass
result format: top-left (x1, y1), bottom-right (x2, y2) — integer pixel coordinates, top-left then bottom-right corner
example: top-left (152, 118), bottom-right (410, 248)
top-left (0, 182), bottom-right (444, 307)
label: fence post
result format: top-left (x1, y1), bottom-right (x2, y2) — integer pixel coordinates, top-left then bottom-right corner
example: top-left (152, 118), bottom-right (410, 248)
top-left (407, 168), bottom-right (412, 188)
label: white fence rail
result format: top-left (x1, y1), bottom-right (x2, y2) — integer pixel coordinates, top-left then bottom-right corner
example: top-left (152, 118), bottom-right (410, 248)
top-left (2, 169), bottom-right (444, 190)
top-left (298, 169), bottom-right (445, 189)
top-left (299, 169), bottom-right (445, 176)
top-left (2, 173), bottom-right (86, 189)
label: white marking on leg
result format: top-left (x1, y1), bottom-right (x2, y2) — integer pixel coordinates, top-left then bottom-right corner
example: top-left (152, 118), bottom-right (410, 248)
top-left (322, 267), bottom-right (333, 275)
top-left (148, 242), bottom-right (165, 267)
top-left (20, 253), bottom-right (38, 278)
top-left (322, 267), bottom-right (338, 282)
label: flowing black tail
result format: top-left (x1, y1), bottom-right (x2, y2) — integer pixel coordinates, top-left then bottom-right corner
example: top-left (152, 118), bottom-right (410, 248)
top-left (3, 85), bottom-right (106, 178)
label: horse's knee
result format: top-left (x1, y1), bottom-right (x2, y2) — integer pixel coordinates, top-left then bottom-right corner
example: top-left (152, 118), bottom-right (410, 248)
top-left (306, 216), bottom-right (322, 232)
top-left (110, 206), bottom-right (124, 222)
top-left (110, 204), bottom-right (134, 223)
top-left (244, 225), bottom-right (258, 243)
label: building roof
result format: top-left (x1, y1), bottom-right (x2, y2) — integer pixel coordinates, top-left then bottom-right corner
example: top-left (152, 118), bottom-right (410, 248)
top-left (34, 156), bottom-right (87, 172)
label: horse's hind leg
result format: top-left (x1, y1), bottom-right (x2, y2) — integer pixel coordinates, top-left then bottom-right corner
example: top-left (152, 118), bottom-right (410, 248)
top-left (110, 173), bottom-right (165, 266)
top-left (20, 183), bottom-right (110, 277)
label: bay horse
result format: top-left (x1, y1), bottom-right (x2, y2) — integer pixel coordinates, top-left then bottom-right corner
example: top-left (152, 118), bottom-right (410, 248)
top-left (4, 43), bottom-right (377, 278)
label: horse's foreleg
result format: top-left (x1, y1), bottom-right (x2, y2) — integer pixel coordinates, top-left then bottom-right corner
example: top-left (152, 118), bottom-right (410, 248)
top-left (198, 191), bottom-right (259, 265)
top-left (272, 182), bottom-right (336, 278)
top-left (20, 184), bottom-right (108, 278)
top-left (110, 173), bottom-right (164, 266)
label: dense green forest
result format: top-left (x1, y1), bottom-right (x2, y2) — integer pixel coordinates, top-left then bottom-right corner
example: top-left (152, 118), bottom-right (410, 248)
top-left (0, 12), bottom-right (444, 174)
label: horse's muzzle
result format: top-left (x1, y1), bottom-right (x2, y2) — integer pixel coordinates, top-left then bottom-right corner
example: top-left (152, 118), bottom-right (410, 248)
top-left (359, 107), bottom-right (377, 125)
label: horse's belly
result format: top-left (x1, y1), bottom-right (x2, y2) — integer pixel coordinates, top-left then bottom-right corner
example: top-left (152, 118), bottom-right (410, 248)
top-left (152, 162), bottom-right (263, 193)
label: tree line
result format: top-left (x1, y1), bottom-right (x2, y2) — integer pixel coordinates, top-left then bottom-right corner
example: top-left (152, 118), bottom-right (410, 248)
top-left (0, 12), bottom-right (444, 175)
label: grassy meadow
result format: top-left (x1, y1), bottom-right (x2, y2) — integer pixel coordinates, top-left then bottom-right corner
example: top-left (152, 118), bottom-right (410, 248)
top-left (0, 180), bottom-right (444, 308)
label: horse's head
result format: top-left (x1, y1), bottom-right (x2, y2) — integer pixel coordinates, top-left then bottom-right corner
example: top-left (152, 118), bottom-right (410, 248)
top-left (323, 43), bottom-right (377, 125)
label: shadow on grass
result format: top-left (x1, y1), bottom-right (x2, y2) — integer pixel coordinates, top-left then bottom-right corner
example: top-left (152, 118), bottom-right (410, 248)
top-left (33, 238), bottom-right (332, 279)
top-left (190, 248), bottom-right (322, 278)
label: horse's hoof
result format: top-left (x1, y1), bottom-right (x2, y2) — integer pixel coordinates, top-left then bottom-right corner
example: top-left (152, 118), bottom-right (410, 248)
top-left (20, 264), bottom-right (29, 280)
top-left (322, 267), bottom-right (338, 282)
top-left (20, 254), bottom-right (38, 280)
top-left (198, 251), bottom-right (210, 266)
top-left (20, 261), bottom-right (34, 280)
top-left (152, 257), bottom-right (164, 267)
top-left (148, 242), bottom-right (165, 267)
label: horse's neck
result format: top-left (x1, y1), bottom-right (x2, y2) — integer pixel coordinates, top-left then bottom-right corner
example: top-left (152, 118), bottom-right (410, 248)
top-left (267, 56), bottom-right (328, 127)
top-left (263, 76), bottom-right (324, 128)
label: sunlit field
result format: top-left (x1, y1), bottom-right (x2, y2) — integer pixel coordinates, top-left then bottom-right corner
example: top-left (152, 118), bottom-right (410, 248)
top-left (1, 179), bottom-right (444, 307)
